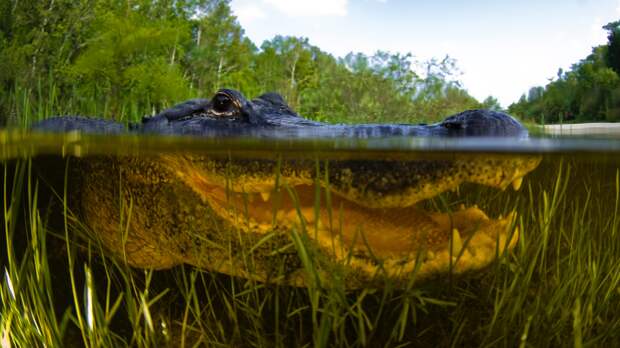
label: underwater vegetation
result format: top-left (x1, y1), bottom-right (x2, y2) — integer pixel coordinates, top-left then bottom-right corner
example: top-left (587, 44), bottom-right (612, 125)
top-left (1, 149), bottom-right (620, 347)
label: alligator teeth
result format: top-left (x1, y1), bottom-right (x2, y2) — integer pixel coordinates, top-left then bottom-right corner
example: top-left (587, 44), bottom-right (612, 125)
top-left (511, 177), bottom-right (523, 191)
top-left (451, 228), bottom-right (463, 255)
top-left (260, 191), bottom-right (271, 202)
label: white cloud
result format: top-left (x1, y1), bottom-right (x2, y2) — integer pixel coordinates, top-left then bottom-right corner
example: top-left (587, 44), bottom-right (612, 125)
top-left (590, 17), bottom-right (608, 44)
top-left (263, 0), bottom-right (348, 17)
top-left (232, 3), bottom-right (266, 23)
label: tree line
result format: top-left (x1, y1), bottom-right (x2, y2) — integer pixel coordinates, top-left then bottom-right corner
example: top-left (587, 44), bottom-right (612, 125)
top-left (0, 0), bottom-right (502, 126)
top-left (509, 20), bottom-right (620, 123)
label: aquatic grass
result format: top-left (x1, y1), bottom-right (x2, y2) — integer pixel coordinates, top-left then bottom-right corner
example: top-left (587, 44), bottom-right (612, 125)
top-left (1, 159), bottom-right (176, 347)
top-left (2, 155), bottom-right (620, 347)
top-left (1, 160), bottom-right (68, 347)
top-left (477, 159), bottom-right (620, 346)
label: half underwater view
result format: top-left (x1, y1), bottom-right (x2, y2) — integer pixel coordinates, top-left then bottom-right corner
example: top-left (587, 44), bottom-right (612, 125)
top-left (2, 1), bottom-right (620, 347)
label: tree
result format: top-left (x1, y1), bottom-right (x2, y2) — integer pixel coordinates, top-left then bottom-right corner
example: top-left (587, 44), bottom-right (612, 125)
top-left (253, 36), bottom-right (318, 109)
top-left (604, 20), bottom-right (620, 75)
top-left (0, 0), bottom-right (95, 90)
top-left (1, 0), bottom-right (494, 125)
top-left (481, 96), bottom-right (502, 111)
top-left (68, 6), bottom-right (190, 118)
top-left (185, 0), bottom-right (256, 96)
top-left (509, 22), bottom-right (620, 124)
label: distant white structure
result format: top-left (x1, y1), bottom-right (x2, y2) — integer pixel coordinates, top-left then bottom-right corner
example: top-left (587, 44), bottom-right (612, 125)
top-left (543, 123), bottom-right (620, 135)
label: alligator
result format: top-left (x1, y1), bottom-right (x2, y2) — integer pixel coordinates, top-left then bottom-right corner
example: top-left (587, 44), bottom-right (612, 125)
top-left (33, 89), bottom-right (541, 287)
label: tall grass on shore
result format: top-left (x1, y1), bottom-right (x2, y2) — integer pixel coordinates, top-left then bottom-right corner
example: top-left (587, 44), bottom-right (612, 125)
top-left (1, 79), bottom-right (166, 128)
top-left (1, 156), bottom-right (619, 347)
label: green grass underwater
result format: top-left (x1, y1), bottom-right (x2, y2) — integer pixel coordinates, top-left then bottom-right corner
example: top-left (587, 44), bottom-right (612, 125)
top-left (1, 154), bottom-right (620, 347)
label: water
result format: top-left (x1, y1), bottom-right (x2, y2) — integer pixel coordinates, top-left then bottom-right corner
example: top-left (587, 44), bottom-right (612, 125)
top-left (4, 129), bottom-right (620, 159)
top-left (1, 129), bottom-right (619, 346)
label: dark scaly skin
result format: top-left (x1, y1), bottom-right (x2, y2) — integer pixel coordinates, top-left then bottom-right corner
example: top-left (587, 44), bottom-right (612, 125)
top-left (34, 89), bottom-right (540, 287)
top-left (35, 88), bottom-right (529, 137)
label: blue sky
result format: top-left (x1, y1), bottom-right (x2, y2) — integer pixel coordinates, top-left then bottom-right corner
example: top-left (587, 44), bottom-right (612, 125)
top-left (230, 0), bottom-right (620, 107)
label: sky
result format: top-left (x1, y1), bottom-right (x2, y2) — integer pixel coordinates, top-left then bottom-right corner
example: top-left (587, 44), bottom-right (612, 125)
top-left (230, 0), bottom-right (620, 107)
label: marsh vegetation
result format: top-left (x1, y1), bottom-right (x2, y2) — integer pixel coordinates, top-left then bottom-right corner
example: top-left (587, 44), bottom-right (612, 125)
top-left (2, 1), bottom-right (620, 347)
top-left (2, 146), bottom-right (619, 347)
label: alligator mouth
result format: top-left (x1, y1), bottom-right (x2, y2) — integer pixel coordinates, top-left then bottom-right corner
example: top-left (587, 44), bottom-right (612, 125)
top-left (165, 156), bottom-right (540, 281)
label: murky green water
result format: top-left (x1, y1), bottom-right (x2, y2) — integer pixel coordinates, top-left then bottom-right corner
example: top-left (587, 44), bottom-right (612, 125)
top-left (3, 129), bottom-right (620, 158)
top-left (2, 129), bottom-right (619, 346)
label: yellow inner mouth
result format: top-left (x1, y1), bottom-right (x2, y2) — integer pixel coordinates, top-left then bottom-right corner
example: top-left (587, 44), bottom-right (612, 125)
top-left (181, 171), bottom-right (519, 280)
top-left (79, 154), bottom-right (538, 286)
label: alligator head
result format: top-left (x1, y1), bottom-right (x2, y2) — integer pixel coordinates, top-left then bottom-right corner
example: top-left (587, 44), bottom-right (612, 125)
top-left (35, 88), bottom-right (529, 138)
top-left (139, 89), bottom-right (529, 138)
top-left (33, 89), bottom-right (540, 287)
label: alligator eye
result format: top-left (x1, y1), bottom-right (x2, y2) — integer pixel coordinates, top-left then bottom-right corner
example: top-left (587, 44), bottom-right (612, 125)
top-left (213, 93), bottom-right (233, 113)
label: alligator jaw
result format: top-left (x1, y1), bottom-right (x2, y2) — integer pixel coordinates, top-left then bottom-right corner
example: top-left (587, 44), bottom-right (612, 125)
top-left (168, 157), bottom-right (525, 283)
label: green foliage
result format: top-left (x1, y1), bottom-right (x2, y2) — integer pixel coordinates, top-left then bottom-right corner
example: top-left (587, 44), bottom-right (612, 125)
top-left (67, 8), bottom-right (190, 118)
top-left (1, 0), bottom-right (486, 125)
top-left (510, 20), bottom-right (620, 123)
top-left (604, 20), bottom-right (620, 75)
top-left (185, 0), bottom-right (256, 96)
top-left (481, 96), bottom-right (502, 111)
